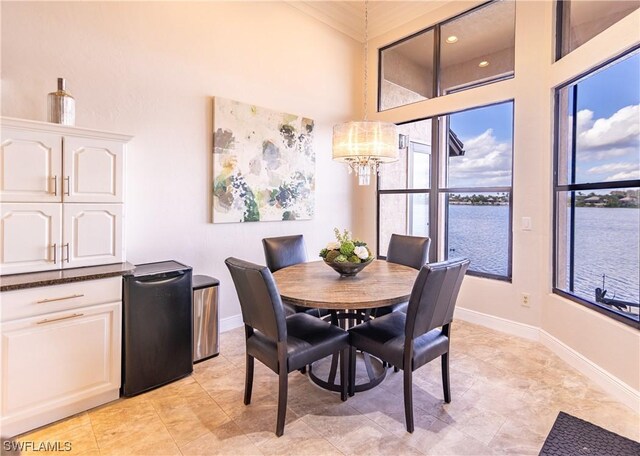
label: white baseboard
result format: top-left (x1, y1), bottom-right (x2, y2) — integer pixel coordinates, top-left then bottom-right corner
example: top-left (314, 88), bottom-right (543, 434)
top-left (220, 314), bottom-right (243, 333)
top-left (454, 306), bottom-right (640, 413)
top-left (455, 306), bottom-right (540, 341)
top-left (539, 330), bottom-right (640, 413)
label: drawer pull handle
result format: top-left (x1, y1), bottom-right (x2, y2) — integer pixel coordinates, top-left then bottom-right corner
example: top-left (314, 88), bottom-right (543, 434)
top-left (36, 313), bottom-right (84, 325)
top-left (51, 175), bottom-right (58, 196)
top-left (50, 243), bottom-right (57, 264)
top-left (64, 176), bottom-right (70, 196)
top-left (36, 294), bottom-right (84, 304)
top-left (64, 243), bottom-right (70, 263)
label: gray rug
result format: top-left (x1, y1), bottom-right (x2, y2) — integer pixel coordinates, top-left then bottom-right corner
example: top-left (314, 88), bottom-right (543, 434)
top-left (539, 411), bottom-right (640, 456)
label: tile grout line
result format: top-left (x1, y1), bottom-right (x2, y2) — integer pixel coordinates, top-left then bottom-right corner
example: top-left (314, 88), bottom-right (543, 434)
top-left (146, 394), bottom-right (188, 455)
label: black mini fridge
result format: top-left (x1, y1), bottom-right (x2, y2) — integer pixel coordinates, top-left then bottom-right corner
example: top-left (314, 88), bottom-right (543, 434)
top-left (122, 261), bottom-right (193, 397)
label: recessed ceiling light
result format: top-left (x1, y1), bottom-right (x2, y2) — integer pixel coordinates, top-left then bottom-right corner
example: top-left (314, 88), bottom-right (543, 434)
top-left (478, 60), bottom-right (490, 67)
top-left (446, 35), bottom-right (458, 44)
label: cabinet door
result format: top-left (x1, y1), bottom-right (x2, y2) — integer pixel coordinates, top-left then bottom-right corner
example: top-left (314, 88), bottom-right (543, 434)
top-left (63, 204), bottom-right (123, 268)
top-left (1, 128), bottom-right (62, 202)
top-left (63, 137), bottom-right (124, 203)
top-left (0, 203), bottom-right (62, 275)
top-left (0, 302), bottom-right (121, 436)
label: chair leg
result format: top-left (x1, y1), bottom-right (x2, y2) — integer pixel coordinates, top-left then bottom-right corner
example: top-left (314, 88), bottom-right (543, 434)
top-left (348, 346), bottom-right (356, 397)
top-left (403, 368), bottom-right (414, 433)
top-left (244, 354), bottom-right (254, 405)
top-left (340, 348), bottom-right (348, 401)
top-left (442, 352), bottom-right (451, 403)
top-left (275, 369), bottom-right (288, 437)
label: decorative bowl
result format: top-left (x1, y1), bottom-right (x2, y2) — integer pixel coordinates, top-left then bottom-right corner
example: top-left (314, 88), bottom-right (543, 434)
top-left (324, 258), bottom-right (373, 277)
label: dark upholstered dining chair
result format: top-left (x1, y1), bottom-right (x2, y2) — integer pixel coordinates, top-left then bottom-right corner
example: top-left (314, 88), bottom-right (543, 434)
top-left (349, 258), bottom-right (470, 433)
top-left (225, 257), bottom-right (350, 437)
top-left (262, 235), bottom-right (327, 318)
top-left (262, 235), bottom-right (307, 273)
top-left (375, 234), bottom-right (431, 317)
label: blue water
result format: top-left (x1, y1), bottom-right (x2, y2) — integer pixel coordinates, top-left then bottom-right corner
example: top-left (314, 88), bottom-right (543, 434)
top-left (448, 205), bottom-right (510, 277)
top-left (571, 207), bottom-right (639, 305)
top-left (447, 205), bottom-right (640, 306)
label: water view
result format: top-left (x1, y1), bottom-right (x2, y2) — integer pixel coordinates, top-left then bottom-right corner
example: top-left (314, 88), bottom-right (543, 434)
top-left (448, 204), bottom-right (639, 319)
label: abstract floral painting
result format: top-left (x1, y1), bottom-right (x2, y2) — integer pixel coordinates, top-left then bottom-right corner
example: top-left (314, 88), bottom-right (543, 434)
top-left (212, 97), bottom-right (315, 223)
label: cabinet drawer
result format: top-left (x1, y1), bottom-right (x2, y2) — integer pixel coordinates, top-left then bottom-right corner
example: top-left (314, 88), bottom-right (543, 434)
top-left (1, 301), bottom-right (121, 436)
top-left (1, 277), bottom-right (121, 322)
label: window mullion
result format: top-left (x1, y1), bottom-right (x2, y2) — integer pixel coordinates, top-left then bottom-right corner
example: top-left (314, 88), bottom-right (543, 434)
top-left (430, 115), bottom-right (440, 263)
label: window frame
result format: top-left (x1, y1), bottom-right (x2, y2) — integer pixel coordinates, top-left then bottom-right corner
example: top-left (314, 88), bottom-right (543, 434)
top-left (555, 0), bottom-right (640, 61)
top-left (377, 0), bottom-right (514, 112)
top-left (552, 47), bottom-right (640, 329)
top-left (376, 100), bottom-right (515, 281)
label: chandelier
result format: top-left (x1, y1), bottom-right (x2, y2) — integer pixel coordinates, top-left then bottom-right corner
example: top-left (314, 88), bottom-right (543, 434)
top-left (332, 0), bottom-right (398, 186)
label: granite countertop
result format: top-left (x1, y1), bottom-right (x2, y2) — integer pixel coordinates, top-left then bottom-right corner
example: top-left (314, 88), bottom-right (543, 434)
top-left (0, 262), bottom-right (135, 292)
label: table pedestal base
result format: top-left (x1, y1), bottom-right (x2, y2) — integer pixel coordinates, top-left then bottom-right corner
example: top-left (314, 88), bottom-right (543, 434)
top-left (307, 308), bottom-right (387, 393)
top-left (308, 350), bottom-right (387, 393)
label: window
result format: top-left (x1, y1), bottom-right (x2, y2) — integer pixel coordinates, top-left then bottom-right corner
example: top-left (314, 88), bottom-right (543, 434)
top-left (556, 0), bottom-right (639, 59)
top-left (440, 0), bottom-right (515, 94)
top-left (377, 102), bottom-right (514, 280)
top-left (554, 50), bottom-right (640, 326)
top-left (378, 1), bottom-right (515, 111)
top-left (443, 103), bottom-right (514, 278)
top-left (379, 30), bottom-right (434, 111)
top-left (378, 119), bottom-right (432, 256)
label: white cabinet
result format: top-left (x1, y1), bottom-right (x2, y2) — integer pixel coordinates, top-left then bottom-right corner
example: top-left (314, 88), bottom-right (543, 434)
top-left (0, 203), bottom-right (61, 274)
top-left (0, 204), bottom-right (123, 275)
top-left (0, 129), bottom-right (62, 203)
top-left (63, 137), bottom-right (124, 203)
top-left (0, 277), bottom-right (122, 438)
top-left (0, 118), bottom-right (130, 275)
top-left (64, 204), bottom-right (124, 268)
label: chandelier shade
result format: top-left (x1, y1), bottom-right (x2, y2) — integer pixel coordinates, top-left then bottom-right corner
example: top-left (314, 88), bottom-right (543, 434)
top-left (332, 120), bottom-right (398, 185)
top-left (332, 121), bottom-right (398, 163)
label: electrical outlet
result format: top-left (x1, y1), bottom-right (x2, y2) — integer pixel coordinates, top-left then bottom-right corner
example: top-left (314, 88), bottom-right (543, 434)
top-left (521, 293), bottom-right (531, 307)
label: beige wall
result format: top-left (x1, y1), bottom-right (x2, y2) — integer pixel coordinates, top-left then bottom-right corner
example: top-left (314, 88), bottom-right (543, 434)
top-left (360, 1), bottom-right (640, 394)
top-left (1, 1), bottom-right (361, 321)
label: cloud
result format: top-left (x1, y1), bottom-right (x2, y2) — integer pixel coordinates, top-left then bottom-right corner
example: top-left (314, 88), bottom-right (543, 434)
top-left (574, 105), bottom-right (640, 181)
top-left (576, 105), bottom-right (640, 160)
top-left (448, 129), bottom-right (512, 187)
top-left (586, 162), bottom-right (638, 174)
top-left (606, 170), bottom-right (640, 181)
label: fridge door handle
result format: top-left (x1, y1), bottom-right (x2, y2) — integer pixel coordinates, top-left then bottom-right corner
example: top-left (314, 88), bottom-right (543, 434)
top-left (133, 271), bottom-right (186, 284)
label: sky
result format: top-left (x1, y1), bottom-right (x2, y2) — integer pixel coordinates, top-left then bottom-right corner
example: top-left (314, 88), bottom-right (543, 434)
top-left (447, 102), bottom-right (513, 188)
top-left (574, 52), bottom-right (640, 184)
top-left (445, 52), bottom-right (639, 188)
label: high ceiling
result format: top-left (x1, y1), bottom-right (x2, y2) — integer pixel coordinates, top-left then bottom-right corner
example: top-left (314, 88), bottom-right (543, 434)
top-left (286, 1), bottom-right (446, 42)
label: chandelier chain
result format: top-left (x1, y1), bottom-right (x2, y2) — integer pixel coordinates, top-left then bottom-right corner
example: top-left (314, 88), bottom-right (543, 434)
top-left (363, 0), bottom-right (368, 121)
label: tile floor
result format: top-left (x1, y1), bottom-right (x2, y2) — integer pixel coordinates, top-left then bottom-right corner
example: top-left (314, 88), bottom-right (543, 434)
top-left (5, 320), bottom-right (639, 455)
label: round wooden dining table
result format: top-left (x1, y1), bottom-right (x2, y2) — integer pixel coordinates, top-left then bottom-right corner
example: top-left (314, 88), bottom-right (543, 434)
top-left (272, 259), bottom-right (418, 310)
top-left (273, 259), bottom-right (418, 393)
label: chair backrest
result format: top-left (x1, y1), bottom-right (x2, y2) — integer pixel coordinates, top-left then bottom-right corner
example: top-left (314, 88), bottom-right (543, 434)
top-left (262, 235), bottom-right (307, 273)
top-left (404, 258), bottom-right (470, 340)
top-left (386, 234), bottom-right (431, 270)
top-left (225, 257), bottom-right (287, 342)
